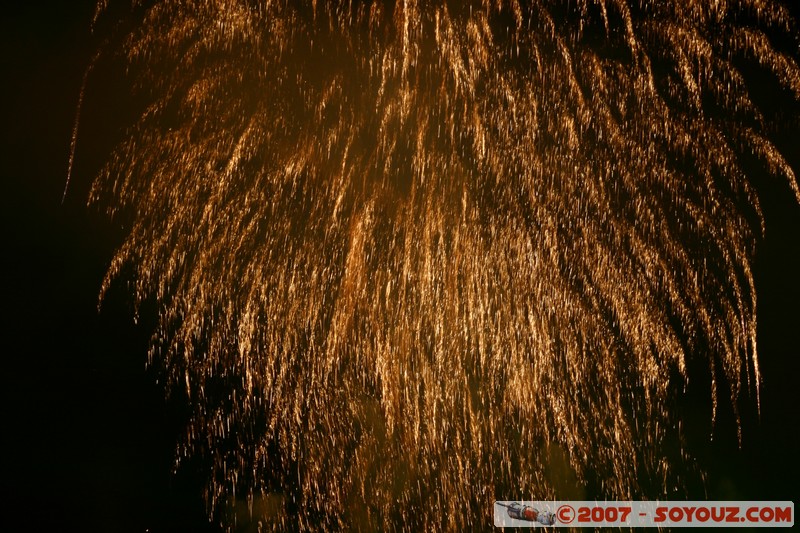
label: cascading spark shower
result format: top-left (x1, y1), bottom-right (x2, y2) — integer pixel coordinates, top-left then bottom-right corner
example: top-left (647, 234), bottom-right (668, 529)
top-left (86, 0), bottom-right (800, 530)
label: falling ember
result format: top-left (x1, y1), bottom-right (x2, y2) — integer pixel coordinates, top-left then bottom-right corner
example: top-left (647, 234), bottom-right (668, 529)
top-left (85, 0), bottom-right (799, 530)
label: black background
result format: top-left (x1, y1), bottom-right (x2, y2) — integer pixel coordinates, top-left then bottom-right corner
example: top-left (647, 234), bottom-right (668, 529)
top-left (2, 2), bottom-right (798, 531)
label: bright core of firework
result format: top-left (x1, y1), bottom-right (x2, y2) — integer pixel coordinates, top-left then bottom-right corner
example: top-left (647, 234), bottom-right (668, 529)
top-left (88, 0), bottom-right (799, 530)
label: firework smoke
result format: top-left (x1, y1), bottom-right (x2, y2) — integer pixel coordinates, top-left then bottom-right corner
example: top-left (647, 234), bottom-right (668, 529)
top-left (87, 0), bottom-right (800, 530)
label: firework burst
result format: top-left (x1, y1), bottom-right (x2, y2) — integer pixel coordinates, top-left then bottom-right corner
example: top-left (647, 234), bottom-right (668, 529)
top-left (87, 0), bottom-right (799, 530)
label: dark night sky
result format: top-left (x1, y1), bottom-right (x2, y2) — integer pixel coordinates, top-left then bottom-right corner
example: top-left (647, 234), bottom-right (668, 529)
top-left (1, 2), bottom-right (798, 531)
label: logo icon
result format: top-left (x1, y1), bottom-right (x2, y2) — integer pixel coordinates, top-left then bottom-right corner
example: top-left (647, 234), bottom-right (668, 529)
top-left (497, 502), bottom-right (556, 525)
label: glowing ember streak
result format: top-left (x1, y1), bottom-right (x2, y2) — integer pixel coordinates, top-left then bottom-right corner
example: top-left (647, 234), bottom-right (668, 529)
top-left (87, 1), bottom-right (799, 530)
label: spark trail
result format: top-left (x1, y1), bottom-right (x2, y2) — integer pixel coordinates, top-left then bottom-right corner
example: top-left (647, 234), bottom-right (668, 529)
top-left (88, 0), bottom-right (800, 530)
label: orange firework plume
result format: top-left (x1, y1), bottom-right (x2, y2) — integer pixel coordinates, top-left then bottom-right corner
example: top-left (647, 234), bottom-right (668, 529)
top-left (86, 1), bottom-right (799, 529)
